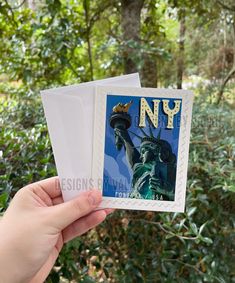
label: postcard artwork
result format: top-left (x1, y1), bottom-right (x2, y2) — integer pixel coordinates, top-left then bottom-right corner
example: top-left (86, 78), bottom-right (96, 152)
top-left (92, 86), bottom-right (194, 212)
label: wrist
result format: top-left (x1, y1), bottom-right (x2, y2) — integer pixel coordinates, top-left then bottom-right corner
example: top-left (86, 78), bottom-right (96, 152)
top-left (0, 220), bottom-right (32, 283)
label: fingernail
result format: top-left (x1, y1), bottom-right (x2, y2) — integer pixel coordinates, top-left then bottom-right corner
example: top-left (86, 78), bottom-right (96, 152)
top-left (88, 190), bottom-right (101, 206)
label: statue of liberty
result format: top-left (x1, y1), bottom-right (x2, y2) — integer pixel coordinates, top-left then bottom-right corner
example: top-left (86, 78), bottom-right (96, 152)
top-left (110, 101), bottom-right (176, 201)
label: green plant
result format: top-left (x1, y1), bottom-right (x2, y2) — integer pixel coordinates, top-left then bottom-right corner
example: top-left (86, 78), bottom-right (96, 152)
top-left (0, 55), bottom-right (234, 283)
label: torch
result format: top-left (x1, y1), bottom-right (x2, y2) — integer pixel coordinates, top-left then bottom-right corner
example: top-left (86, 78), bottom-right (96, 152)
top-left (109, 101), bottom-right (132, 151)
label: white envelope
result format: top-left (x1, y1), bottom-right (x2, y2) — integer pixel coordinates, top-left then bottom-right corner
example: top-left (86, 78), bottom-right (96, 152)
top-left (41, 73), bottom-right (141, 201)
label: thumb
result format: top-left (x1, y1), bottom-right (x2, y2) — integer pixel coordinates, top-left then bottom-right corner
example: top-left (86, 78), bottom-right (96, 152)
top-left (48, 190), bottom-right (102, 230)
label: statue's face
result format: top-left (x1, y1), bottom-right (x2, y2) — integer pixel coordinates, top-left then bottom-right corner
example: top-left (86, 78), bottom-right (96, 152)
top-left (140, 142), bottom-right (160, 164)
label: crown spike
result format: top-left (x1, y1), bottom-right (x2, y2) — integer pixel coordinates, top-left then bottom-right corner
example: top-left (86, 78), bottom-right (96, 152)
top-left (139, 127), bottom-right (148, 137)
top-left (157, 129), bottom-right (161, 140)
top-left (148, 122), bottom-right (154, 137)
top-left (127, 130), bottom-right (143, 140)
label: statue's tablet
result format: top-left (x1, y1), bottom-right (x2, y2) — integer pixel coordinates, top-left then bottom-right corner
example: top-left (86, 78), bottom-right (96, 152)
top-left (92, 86), bottom-right (194, 212)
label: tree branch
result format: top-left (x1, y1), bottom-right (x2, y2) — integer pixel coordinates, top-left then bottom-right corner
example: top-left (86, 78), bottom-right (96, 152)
top-left (216, 66), bottom-right (235, 104)
top-left (217, 0), bottom-right (235, 12)
top-left (3, 0), bottom-right (18, 27)
top-left (134, 219), bottom-right (198, 241)
top-left (163, 258), bottom-right (205, 276)
top-left (89, 1), bottom-right (113, 28)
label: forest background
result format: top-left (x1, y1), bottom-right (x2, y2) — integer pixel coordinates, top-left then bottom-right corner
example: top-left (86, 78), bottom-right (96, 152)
top-left (0, 0), bottom-right (234, 282)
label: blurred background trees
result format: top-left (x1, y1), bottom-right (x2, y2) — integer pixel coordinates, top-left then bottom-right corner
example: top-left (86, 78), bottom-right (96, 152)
top-left (1, 0), bottom-right (235, 93)
top-left (0, 0), bottom-right (234, 282)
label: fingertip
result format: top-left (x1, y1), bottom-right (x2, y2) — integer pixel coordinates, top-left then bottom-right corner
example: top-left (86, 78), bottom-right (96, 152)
top-left (96, 209), bottom-right (107, 221)
top-left (104, 208), bottom-right (115, 215)
top-left (87, 189), bottom-right (102, 206)
top-left (76, 189), bottom-right (102, 207)
top-left (87, 210), bottom-right (106, 227)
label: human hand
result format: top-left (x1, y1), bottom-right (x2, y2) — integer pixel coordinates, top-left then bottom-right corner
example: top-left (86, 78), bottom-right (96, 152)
top-left (114, 128), bottom-right (128, 142)
top-left (0, 177), bottom-right (113, 283)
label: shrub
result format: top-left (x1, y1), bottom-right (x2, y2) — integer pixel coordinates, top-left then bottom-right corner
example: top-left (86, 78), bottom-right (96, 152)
top-left (1, 85), bottom-right (234, 282)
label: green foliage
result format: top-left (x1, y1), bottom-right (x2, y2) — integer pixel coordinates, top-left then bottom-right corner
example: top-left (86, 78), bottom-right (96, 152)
top-left (0, 86), bottom-right (56, 199)
top-left (0, 84), bottom-right (234, 282)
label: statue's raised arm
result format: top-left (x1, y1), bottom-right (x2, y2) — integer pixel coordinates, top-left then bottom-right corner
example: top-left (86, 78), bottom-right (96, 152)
top-left (109, 100), bottom-right (140, 169)
top-left (114, 128), bottom-right (140, 169)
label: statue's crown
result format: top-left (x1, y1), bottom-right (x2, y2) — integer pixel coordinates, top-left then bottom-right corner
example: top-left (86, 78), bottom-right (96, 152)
top-left (141, 136), bottom-right (161, 145)
top-left (129, 126), bottom-right (162, 146)
top-left (140, 127), bottom-right (161, 145)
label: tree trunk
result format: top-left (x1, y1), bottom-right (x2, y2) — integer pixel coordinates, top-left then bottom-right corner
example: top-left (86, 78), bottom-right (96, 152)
top-left (217, 13), bottom-right (235, 104)
top-left (222, 14), bottom-right (227, 70)
top-left (121, 0), bottom-right (144, 74)
top-left (141, 53), bottom-right (158, 87)
top-left (176, 9), bottom-right (186, 89)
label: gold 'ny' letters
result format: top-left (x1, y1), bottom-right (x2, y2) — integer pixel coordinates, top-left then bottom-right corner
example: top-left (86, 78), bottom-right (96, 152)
top-left (139, 98), bottom-right (181, 129)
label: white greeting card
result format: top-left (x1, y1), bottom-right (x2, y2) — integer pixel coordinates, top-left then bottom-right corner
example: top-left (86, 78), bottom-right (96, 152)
top-left (41, 74), bottom-right (194, 212)
top-left (92, 86), bottom-right (194, 212)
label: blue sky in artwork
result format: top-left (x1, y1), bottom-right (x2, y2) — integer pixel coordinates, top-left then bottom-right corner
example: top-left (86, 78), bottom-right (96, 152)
top-left (103, 94), bottom-right (182, 198)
